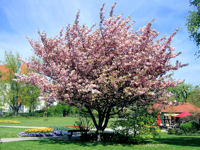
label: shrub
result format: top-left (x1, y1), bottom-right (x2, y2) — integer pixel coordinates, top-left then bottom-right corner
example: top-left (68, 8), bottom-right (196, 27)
top-left (111, 104), bottom-right (159, 143)
top-left (140, 125), bottom-right (161, 140)
top-left (180, 121), bottom-right (198, 135)
top-left (74, 113), bottom-right (93, 131)
top-left (197, 130), bottom-right (200, 135)
top-left (19, 110), bottom-right (45, 117)
top-left (45, 104), bottom-right (80, 117)
top-left (175, 129), bottom-right (184, 135)
top-left (70, 106), bottom-right (79, 116)
top-left (168, 128), bottom-right (176, 134)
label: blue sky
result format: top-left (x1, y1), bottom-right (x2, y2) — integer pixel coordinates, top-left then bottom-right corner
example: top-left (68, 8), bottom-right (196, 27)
top-left (0, 0), bottom-right (199, 85)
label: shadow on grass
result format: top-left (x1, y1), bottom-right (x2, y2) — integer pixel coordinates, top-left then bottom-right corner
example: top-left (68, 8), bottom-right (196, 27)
top-left (38, 137), bottom-right (133, 147)
top-left (154, 135), bottom-right (200, 147)
top-left (38, 134), bottom-right (200, 148)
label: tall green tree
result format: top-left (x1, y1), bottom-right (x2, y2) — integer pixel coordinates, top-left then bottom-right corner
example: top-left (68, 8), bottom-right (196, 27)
top-left (0, 51), bottom-right (23, 115)
top-left (22, 83), bottom-right (40, 113)
top-left (168, 83), bottom-right (193, 102)
top-left (187, 85), bottom-right (200, 107)
top-left (168, 83), bottom-right (200, 107)
top-left (186, 0), bottom-right (200, 56)
top-left (0, 51), bottom-right (40, 115)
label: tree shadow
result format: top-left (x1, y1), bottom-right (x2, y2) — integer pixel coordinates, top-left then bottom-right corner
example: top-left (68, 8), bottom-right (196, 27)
top-left (38, 136), bottom-right (133, 147)
top-left (154, 135), bottom-right (200, 147)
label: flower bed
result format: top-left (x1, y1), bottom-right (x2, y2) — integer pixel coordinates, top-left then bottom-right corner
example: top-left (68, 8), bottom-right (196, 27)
top-left (18, 130), bottom-right (70, 137)
top-left (0, 120), bottom-right (20, 123)
top-left (65, 126), bottom-right (80, 129)
top-left (65, 126), bottom-right (88, 130)
top-left (24, 128), bottom-right (53, 133)
top-left (18, 127), bottom-right (80, 137)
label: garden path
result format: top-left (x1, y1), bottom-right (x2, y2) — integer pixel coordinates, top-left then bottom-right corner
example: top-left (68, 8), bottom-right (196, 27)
top-left (0, 125), bottom-right (46, 128)
top-left (0, 136), bottom-right (79, 143)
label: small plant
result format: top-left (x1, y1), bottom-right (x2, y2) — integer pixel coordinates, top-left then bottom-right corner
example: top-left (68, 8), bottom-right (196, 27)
top-left (175, 129), bottom-right (184, 135)
top-left (168, 128), bottom-right (176, 134)
top-left (74, 112), bottom-right (93, 131)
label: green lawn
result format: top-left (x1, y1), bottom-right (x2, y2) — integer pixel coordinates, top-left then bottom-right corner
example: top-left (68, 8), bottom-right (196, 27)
top-left (0, 116), bottom-right (78, 127)
top-left (1, 134), bottom-right (200, 150)
top-left (0, 117), bottom-right (200, 150)
top-left (0, 127), bottom-right (26, 138)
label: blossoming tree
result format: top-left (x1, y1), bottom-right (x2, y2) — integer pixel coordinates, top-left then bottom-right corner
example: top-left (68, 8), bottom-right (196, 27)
top-left (15, 3), bottom-right (186, 138)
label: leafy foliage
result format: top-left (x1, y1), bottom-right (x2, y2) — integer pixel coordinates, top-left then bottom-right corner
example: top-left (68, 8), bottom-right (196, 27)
top-left (168, 128), bottom-right (176, 134)
top-left (168, 83), bottom-right (200, 107)
top-left (186, 0), bottom-right (200, 56)
top-left (74, 112), bottom-right (94, 131)
top-left (168, 83), bottom-right (193, 102)
top-left (45, 103), bottom-right (78, 117)
top-left (187, 85), bottom-right (200, 107)
top-left (111, 103), bottom-right (160, 143)
top-left (21, 83), bottom-right (40, 113)
top-left (180, 121), bottom-right (199, 135)
top-left (0, 51), bottom-right (40, 115)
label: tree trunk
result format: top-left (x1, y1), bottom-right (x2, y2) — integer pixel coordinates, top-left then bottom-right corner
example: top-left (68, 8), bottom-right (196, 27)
top-left (13, 108), bottom-right (19, 116)
top-left (86, 105), bottom-right (112, 142)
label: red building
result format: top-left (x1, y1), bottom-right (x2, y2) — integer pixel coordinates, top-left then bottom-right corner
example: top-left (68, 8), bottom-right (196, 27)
top-left (151, 102), bottom-right (200, 128)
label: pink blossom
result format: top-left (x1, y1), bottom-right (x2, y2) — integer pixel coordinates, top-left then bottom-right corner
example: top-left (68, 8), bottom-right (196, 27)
top-left (15, 3), bottom-right (186, 111)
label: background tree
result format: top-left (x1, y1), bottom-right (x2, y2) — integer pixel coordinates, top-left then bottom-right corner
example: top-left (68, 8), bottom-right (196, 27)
top-left (0, 51), bottom-right (24, 115)
top-left (168, 83), bottom-right (200, 107)
top-left (15, 3), bottom-right (186, 140)
top-left (168, 83), bottom-right (193, 102)
top-left (0, 52), bottom-right (40, 115)
top-left (22, 83), bottom-right (40, 113)
top-left (186, 0), bottom-right (200, 56)
top-left (187, 85), bottom-right (200, 107)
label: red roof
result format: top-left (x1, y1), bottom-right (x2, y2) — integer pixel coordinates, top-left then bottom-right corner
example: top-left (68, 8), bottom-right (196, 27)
top-left (0, 65), bottom-right (10, 80)
top-left (0, 64), bottom-right (27, 80)
top-left (20, 64), bottom-right (28, 74)
top-left (151, 102), bottom-right (200, 113)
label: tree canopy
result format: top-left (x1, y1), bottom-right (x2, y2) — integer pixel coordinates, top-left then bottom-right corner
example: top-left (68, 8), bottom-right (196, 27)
top-left (187, 0), bottom-right (200, 56)
top-left (168, 83), bottom-right (193, 102)
top-left (15, 3), bottom-right (186, 138)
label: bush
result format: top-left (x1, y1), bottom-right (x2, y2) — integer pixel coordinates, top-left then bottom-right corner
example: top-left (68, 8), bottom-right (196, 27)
top-left (111, 104), bottom-right (160, 143)
top-left (197, 130), bottom-right (200, 135)
top-left (168, 128), bottom-right (176, 134)
top-left (140, 125), bottom-right (161, 140)
top-left (70, 106), bottom-right (79, 116)
top-left (19, 110), bottom-right (44, 117)
top-left (45, 103), bottom-right (77, 117)
top-left (175, 129), bottom-right (184, 135)
top-left (180, 121), bottom-right (198, 135)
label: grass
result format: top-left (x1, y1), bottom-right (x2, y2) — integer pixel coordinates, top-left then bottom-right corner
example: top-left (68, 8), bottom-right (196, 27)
top-left (1, 134), bottom-right (200, 150)
top-left (0, 127), bottom-right (26, 138)
top-left (0, 116), bottom-right (78, 127)
top-left (0, 117), bottom-right (200, 150)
